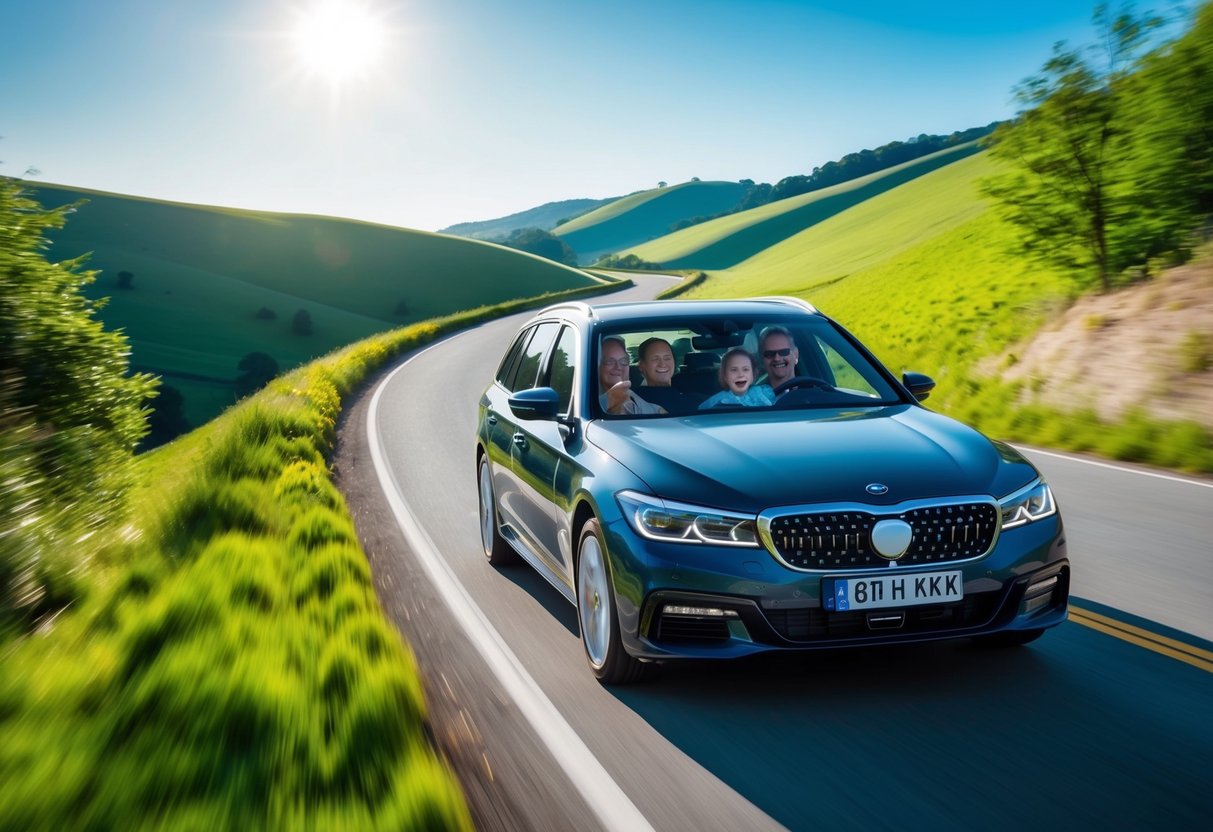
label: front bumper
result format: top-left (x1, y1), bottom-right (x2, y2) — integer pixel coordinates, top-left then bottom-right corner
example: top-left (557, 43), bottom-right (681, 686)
top-left (604, 512), bottom-right (1069, 661)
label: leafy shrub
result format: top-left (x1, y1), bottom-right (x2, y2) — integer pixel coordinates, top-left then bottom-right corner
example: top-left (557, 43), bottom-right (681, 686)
top-left (1178, 330), bottom-right (1212, 372)
top-left (292, 308), bottom-right (314, 336)
top-left (235, 351), bottom-right (279, 398)
top-left (0, 179), bottom-right (155, 636)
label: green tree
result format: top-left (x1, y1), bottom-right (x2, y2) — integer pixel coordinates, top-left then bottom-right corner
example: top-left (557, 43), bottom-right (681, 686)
top-left (235, 351), bottom-right (279, 398)
top-left (144, 383), bottom-right (189, 447)
top-left (502, 227), bottom-right (578, 265)
top-left (1116, 2), bottom-right (1213, 260)
top-left (982, 5), bottom-right (1162, 291)
top-left (0, 178), bottom-right (155, 634)
top-left (292, 308), bottom-right (313, 335)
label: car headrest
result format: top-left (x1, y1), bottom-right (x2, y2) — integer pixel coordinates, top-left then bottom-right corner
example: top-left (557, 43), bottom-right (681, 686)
top-left (683, 352), bottom-right (720, 371)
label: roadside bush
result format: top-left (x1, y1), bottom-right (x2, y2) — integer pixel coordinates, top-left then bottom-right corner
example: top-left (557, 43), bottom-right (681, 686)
top-left (0, 274), bottom-right (630, 828)
top-left (1178, 330), bottom-right (1212, 372)
top-left (0, 179), bottom-right (155, 636)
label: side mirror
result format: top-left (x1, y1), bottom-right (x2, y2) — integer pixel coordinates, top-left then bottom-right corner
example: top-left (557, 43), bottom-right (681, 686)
top-left (902, 372), bottom-right (936, 402)
top-left (509, 387), bottom-right (561, 420)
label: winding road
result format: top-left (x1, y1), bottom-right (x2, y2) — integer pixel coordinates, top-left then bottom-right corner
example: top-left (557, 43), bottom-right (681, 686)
top-left (336, 275), bottom-right (1213, 831)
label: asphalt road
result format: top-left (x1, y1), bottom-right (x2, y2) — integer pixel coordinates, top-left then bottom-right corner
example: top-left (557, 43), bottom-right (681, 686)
top-left (337, 275), bottom-right (1213, 831)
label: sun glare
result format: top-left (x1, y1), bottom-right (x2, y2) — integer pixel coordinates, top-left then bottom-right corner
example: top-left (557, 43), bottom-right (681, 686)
top-left (290, 1), bottom-right (386, 85)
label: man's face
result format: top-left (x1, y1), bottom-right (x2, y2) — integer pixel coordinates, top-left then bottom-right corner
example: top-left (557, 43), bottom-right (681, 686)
top-left (762, 334), bottom-right (798, 386)
top-left (599, 340), bottom-right (630, 390)
top-left (638, 341), bottom-right (675, 386)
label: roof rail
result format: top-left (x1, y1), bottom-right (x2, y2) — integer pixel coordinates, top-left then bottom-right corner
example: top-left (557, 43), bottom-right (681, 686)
top-left (750, 295), bottom-right (819, 313)
top-left (537, 300), bottom-right (595, 319)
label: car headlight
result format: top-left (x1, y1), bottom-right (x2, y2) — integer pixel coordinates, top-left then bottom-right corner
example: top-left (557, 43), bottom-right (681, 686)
top-left (999, 479), bottom-right (1056, 529)
top-left (616, 490), bottom-right (760, 547)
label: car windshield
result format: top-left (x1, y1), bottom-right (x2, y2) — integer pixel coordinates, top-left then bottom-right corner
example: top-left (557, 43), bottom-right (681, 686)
top-left (593, 314), bottom-right (904, 418)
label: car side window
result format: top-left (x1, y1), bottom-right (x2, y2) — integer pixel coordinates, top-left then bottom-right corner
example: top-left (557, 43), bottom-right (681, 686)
top-left (497, 328), bottom-right (532, 389)
top-left (545, 325), bottom-right (577, 414)
top-left (509, 322), bottom-right (559, 393)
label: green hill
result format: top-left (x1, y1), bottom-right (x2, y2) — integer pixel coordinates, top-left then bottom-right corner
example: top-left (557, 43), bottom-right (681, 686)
top-left (553, 180), bottom-right (749, 264)
top-left (625, 142), bottom-right (982, 269)
top-left (34, 184), bottom-right (602, 428)
top-left (438, 196), bottom-right (618, 240)
top-left (681, 150), bottom-right (1211, 471)
top-left (682, 150), bottom-right (993, 296)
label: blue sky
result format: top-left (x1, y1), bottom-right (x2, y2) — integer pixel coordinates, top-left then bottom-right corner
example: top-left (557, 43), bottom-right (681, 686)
top-left (2, 0), bottom-right (1110, 231)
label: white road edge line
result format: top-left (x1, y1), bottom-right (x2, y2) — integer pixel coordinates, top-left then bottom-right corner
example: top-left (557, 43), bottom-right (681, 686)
top-left (367, 341), bottom-right (655, 832)
top-left (1012, 444), bottom-right (1213, 489)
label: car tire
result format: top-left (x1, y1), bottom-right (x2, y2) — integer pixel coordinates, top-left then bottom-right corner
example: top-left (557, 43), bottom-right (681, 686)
top-left (478, 455), bottom-right (517, 565)
top-left (576, 519), bottom-right (647, 684)
top-left (976, 628), bottom-right (1046, 647)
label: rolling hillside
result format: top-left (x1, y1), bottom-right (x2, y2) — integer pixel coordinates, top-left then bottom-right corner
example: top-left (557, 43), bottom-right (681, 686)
top-left (438, 196), bottom-right (618, 240)
top-left (683, 150), bottom-right (994, 297)
top-left (553, 179), bottom-right (748, 264)
top-left (683, 150), bottom-right (1212, 470)
top-left (625, 142), bottom-right (982, 269)
top-left (34, 184), bottom-right (603, 428)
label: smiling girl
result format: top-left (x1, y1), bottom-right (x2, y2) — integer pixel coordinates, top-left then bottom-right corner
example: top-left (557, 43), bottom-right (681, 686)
top-left (699, 347), bottom-right (776, 409)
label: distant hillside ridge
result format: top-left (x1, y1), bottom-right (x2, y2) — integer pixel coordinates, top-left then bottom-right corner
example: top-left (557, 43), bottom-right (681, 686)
top-left (31, 183), bottom-right (602, 431)
top-left (439, 196), bottom-right (619, 240)
top-left (626, 142), bottom-right (983, 269)
top-left (553, 180), bottom-right (749, 264)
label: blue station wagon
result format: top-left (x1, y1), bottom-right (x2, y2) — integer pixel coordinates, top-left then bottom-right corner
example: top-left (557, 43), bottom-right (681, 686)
top-left (475, 298), bottom-right (1069, 683)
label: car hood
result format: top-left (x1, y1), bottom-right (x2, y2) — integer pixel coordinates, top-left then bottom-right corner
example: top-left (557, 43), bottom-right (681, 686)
top-left (585, 405), bottom-right (1038, 513)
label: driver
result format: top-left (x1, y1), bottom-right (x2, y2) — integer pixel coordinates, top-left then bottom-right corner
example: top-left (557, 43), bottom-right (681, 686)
top-left (757, 325), bottom-right (799, 393)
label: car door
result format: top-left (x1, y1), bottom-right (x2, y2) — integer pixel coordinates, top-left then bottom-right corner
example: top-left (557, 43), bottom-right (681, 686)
top-left (482, 325), bottom-right (539, 536)
top-left (511, 323), bottom-right (578, 572)
top-left (500, 321), bottom-right (561, 562)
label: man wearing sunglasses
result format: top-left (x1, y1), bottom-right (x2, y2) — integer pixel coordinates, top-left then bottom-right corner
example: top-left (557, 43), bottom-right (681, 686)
top-left (758, 325), bottom-right (800, 392)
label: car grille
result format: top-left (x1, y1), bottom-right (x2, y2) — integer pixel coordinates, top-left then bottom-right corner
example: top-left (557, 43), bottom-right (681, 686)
top-left (764, 502), bottom-right (999, 571)
top-left (762, 592), bottom-right (1002, 642)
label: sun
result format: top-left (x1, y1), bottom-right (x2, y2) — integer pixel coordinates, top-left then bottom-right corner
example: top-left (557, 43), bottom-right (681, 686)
top-left (290, 1), bottom-right (387, 85)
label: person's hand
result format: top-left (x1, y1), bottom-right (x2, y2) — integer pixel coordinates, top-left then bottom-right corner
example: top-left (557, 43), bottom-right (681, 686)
top-left (606, 380), bottom-right (632, 414)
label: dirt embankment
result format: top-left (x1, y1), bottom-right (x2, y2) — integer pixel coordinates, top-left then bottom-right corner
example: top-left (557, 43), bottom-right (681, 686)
top-left (996, 253), bottom-right (1213, 428)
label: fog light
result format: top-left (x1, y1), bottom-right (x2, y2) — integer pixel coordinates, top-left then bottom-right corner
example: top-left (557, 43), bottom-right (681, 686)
top-left (1026, 575), bottom-right (1059, 597)
top-left (664, 605), bottom-right (739, 618)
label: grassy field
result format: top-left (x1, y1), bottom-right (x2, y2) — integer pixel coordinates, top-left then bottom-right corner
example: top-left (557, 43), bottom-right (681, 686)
top-left (34, 184), bottom-right (604, 427)
top-left (0, 279), bottom-right (626, 830)
top-left (682, 152), bottom-right (1213, 472)
top-left (626, 142), bottom-right (982, 269)
top-left (553, 179), bottom-right (748, 264)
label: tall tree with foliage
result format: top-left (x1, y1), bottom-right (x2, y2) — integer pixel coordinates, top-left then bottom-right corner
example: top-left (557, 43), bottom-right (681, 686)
top-left (982, 5), bottom-right (1162, 291)
top-left (1116, 1), bottom-right (1213, 258)
top-left (0, 177), bottom-right (156, 634)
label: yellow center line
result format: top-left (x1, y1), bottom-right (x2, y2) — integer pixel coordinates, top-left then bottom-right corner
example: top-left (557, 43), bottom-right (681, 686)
top-left (1070, 605), bottom-right (1213, 674)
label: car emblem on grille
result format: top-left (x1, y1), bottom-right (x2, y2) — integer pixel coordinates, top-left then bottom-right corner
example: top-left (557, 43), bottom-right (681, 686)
top-left (865, 483), bottom-right (889, 495)
top-left (871, 519), bottom-right (912, 559)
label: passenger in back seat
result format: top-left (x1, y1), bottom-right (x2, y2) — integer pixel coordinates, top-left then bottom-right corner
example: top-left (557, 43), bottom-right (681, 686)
top-left (599, 336), bottom-right (665, 415)
top-left (637, 337), bottom-right (697, 413)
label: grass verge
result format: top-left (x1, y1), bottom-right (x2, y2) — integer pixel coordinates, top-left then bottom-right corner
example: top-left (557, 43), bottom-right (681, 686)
top-left (0, 278), bottom-right (628, 829)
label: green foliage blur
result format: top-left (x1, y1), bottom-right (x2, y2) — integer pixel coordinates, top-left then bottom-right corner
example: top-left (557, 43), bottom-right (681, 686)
top-left (0, 270), bottom-right (623, 827)
top-left (984, 3), bottom-right (1213, 290)
top-left (0, 178), bottom-right (156, 637)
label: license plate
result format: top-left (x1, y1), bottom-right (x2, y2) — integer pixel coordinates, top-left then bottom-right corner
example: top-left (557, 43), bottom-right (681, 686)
top-left (823, 570), bottom-right (963, 612)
